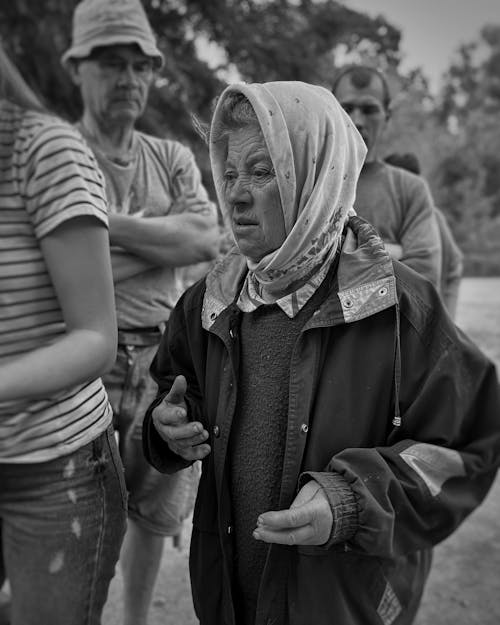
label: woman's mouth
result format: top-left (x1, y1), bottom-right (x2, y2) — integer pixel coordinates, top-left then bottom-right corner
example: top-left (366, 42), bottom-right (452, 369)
top-left (234, 218), bottom-right (257, 227)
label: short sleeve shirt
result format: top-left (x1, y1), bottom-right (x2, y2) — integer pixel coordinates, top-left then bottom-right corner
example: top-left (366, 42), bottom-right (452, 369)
top-left (0, 101), bottom-right (112, 462)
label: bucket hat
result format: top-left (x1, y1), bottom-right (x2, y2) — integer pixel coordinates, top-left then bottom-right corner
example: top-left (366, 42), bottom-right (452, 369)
top-left (61, 0), bottom-right (164, 69)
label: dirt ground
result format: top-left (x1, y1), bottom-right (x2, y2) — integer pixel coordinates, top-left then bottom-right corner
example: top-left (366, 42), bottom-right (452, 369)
top-left (103, 277), bottom-right (500, 625)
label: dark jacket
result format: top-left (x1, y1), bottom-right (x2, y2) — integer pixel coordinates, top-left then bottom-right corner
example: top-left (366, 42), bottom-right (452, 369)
top-left (143, 216), bottom-right (500, 625)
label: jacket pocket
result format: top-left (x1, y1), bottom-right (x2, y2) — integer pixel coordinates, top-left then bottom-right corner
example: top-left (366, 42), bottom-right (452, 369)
top-left (288, 550), bottom-right (390, 624)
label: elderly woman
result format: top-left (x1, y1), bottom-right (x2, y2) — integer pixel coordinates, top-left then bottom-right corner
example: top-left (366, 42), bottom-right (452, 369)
top-left (143, 82), bottom-right (500, 625)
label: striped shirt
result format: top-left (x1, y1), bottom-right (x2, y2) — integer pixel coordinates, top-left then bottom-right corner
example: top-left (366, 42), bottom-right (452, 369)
top-left (0, 100), bottom-right (112, 463)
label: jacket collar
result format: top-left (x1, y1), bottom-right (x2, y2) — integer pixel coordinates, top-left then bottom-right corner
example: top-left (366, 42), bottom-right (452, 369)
top-left (202, 215), bottom-right (398, 331)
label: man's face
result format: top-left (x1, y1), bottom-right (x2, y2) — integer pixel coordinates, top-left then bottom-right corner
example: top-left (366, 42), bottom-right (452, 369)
top-left (334, 71), bottom-right (388, 162)
top-left (70, 44), bottom-right (154, 127)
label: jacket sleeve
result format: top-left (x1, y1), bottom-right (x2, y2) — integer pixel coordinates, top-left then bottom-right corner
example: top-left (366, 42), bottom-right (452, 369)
top-left (304, 288), bottom-right (500, 557)
top-left (142, 283), bottom-right (207, 474)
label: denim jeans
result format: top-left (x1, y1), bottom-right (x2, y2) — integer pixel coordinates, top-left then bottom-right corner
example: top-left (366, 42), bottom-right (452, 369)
top-left (0, 426), bottom-right (127, 625)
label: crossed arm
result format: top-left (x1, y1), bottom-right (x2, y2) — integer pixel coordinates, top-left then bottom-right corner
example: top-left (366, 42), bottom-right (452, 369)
top-left (109, 198), bottom-right (219, 283)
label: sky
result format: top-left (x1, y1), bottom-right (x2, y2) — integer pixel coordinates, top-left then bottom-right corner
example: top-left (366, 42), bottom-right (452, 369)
top-left (346, 0), bottom-right (499, 92)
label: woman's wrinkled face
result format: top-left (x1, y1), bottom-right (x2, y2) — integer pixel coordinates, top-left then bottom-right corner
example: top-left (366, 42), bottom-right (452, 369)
top-left (223, 124), bottom-right (285, 263)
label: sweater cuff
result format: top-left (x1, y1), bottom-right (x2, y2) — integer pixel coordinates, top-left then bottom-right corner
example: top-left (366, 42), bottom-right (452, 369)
top-left (300, 471), bottom-right (358, 548)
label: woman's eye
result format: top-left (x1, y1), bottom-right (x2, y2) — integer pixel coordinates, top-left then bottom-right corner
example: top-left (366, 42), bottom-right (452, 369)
top-left (223, 171), bottom-right (236, 182)
top-left (253, 168), bottom-right (272, 179)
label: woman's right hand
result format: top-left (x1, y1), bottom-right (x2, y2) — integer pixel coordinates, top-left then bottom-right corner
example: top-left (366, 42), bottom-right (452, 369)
top-left (152, 375), bottom-right (211, 461)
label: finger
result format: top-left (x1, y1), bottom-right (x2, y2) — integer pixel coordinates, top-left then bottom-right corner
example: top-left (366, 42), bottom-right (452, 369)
top-left (165, 429), bottom-right (208, 448)
top-left (153, 402), bottom-right (188, 426)
top-left (253, 524), bottom-right (313, 546)
top-left (154, 421), bottom-right (208, 449)
top-left (257, 504), bottom-right (312, 530)
top-left (165, 375), bottom-right (187, 405)
top-left (173, 443), bottom-right (211, 462)
top-left (155, 420), bottom-right (206, 442)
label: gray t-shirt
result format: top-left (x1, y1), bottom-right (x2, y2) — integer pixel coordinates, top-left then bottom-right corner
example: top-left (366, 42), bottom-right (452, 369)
top-left (355, 160), bottom-right (442, 288)
top-left (83, 130), bottom-right (214, 328)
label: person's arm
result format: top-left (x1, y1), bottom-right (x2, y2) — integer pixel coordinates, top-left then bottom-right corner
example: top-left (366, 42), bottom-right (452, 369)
top-left (108, 203), bottom-right (219, 266)
top-left (397, 175), bottom-right (442, 288)
top-left (255, 294), bottom-right (500, 551)
top-left (384, 242), bottom-right (403, 260)
top-left (110, 246), bottom-right (155, 283)
top-left (108, 144), bottom-right (220, 267)
top-left (435, 208), bottom-right (464, 319)
top-left (0, 216), bottom-right (117, 401)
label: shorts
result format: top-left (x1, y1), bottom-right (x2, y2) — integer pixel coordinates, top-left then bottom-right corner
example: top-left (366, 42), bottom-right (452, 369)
top-left (102, 330), bottom-right (200, 537)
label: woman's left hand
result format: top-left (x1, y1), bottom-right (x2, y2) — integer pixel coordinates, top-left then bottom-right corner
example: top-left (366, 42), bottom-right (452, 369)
top-left (253, 480), bottom-right (333, 546)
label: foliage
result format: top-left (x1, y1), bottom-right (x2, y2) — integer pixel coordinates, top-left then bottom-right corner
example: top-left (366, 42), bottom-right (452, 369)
top-left (439, 25), bottom-right (500, 122)
top-left (0, 0), bottom-right (400, 191)
top-left (187, 0), bottom-right (401, 84)
top-left (1, 1), bottom-right (499, 274)
top-left (428, 25), bottom-right (500, 272)
top-left (0, 0), bottom-right (400, 131)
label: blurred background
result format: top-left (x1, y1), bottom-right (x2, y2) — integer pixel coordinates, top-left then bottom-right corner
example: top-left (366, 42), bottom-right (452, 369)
top-left (2, 0), bottom-right (499, 275)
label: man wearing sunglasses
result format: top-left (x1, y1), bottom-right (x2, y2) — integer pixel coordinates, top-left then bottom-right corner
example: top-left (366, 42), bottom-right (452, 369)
top-left (61, 1), bottom-right (219, 623)
top-left (332, 65), bottom-right (442, 288)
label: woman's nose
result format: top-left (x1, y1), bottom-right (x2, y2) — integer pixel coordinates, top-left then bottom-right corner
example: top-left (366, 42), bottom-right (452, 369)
top-left (227, 177), bottom-right (251, 204)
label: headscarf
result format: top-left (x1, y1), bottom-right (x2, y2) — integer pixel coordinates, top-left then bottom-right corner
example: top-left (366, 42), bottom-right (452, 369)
top-left (209, 81), bottom-right (367, 317)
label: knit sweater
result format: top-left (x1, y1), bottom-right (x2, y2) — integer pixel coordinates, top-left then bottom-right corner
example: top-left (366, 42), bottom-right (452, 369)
top-left (229, 273), bottom-right (333, 625)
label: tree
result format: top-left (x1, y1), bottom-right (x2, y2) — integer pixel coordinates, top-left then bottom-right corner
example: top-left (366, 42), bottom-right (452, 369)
top-left (0, 0), bottom-right (401, 138)
top-left (430, 24), bottom-right (500, 274)
top-left (0, 0), bottom-right (403, 196)
top-left (439, 24), bottom-right (500, 122)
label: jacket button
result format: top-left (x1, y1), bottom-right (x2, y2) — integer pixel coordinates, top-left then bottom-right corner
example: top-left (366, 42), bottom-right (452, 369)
top-left (300, 423), bottom-right (309, 434)
top-left (213, 425), bottom-right (220, 438)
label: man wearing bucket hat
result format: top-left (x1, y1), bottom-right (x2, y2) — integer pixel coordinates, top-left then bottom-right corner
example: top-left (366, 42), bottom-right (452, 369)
top-left (62, 1), bottom-right (219, 623)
